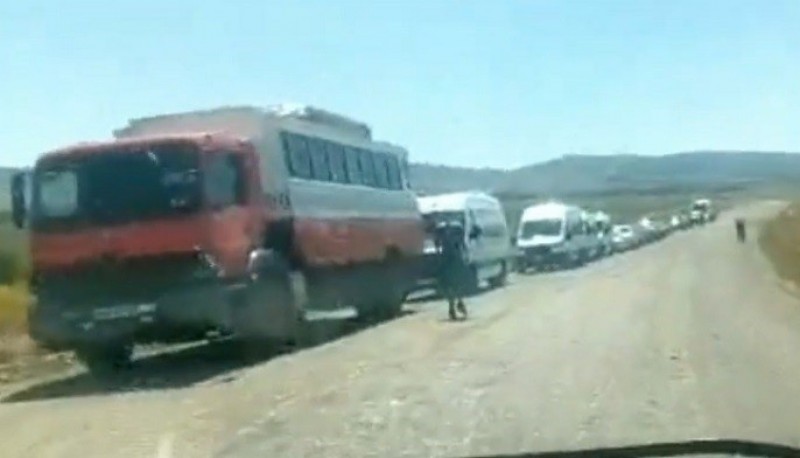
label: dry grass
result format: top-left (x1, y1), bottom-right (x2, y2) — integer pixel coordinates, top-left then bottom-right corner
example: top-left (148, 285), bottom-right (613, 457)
top-left (0, 221), bottom-right (74, 383)
top-left (760, 203), bottom-right (800, 289)
top-left (0, 283), bottom-right (33, 365)
top-left (0, 218), bottom-right (37, 370)
top-left (0, 284), bottom-right (73, 384)
top-left (0, 284), bottom-right (29, 332)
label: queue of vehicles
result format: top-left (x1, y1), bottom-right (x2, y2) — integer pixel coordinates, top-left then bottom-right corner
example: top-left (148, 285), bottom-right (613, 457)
top-left (515, 198), bottom-right (717, 272)
top-left (612, 204), bottom-right (708, 247)
top-left (6, 103), bottom-right (719, 374)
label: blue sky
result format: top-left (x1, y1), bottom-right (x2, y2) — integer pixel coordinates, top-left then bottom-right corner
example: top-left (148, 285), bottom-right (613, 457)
top-left (1, 0), bottom-right (798, 168)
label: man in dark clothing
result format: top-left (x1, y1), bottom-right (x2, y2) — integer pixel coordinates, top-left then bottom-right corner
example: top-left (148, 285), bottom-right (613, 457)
top-left (434, 221), bottom-right (469, 321)
top-left (735, 218), bottom-right (746, 242)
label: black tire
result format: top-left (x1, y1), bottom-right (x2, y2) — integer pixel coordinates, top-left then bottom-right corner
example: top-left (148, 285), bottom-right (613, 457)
top-left (566, 251), bottom-right (582, 269)
top-left (357, 262), bottom-right (405, 322)
top-left (488, 261), bottom-right (508, 288)
top-left (513, 256), bottom-right (526, 274)
top-left (378, 290), bottom-right (404, 320)
top-left (76, 343), bottom-right (133, 376)
top-left (355, 267), bottom-right (381, 322)
top-left (464, 265), bottom-right (480, 295)
top-left (234, 251), bottom-right (307, 351)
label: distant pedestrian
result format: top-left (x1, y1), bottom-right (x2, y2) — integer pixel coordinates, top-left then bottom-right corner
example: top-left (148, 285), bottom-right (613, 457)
top-left (735, 218), bottom-right (746, 242)
top-left (434, 221), bottom-right (469, 321)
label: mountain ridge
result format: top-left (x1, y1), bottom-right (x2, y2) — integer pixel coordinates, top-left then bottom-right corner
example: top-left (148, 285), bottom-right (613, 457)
top-left (410, 151), bottom-right (800, 195)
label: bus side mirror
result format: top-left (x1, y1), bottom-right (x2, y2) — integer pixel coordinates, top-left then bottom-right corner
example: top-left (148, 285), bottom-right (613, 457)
top-left (11, 172), bottom-right (27, 229)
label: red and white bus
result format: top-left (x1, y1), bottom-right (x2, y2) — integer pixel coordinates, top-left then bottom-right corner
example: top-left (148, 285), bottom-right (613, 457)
top-left (13, 105), bottom-right (425, 372)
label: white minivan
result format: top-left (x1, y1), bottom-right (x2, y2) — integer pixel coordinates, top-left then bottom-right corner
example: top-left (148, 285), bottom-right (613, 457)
top-left (416, 191), bottom-right (513, 291)
top-left (516, 202), bottom-right (596, 271)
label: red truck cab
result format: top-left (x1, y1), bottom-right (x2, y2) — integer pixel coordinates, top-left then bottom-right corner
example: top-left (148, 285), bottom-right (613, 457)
top-left (14, 133), bottom-right (278, 371)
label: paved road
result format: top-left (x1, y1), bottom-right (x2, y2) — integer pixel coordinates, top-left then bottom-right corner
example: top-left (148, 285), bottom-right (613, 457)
top-left (1, 202), bottom-right (799, 457)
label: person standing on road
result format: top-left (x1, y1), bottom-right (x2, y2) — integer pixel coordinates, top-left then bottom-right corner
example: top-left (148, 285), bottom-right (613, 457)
top-left (735, 218), bottom-right (746, 242)
top-left (434, 220), bottom-right (469, 321)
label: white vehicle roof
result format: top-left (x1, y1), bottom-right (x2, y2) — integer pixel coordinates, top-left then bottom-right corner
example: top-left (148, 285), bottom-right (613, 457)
top-left (115, 104), bottom-right (374, 142)
top-left (111, 104), bottom-right (411, 191)
top-left (520, 201), bottom-right (578, 221)
top-left (416, 191), bottom-right (501, 214)
top-left (584, 211), bottom-right (610, 224)
top-left (112, 105), bottom-right (413, 164)
top-left (262, 103), bottom-right (372, 139)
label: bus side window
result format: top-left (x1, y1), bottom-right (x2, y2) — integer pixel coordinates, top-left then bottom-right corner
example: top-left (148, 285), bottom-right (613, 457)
top-left (373, 153), bottom-right (390, 189)
top-left (386, 155), bottom-right (402, 190)
top-left (307, 137), bottom-right (331, 182)
top-left (344, 146), bottom-right (362, 185)
top-left (326, 141), bottom-right (348, 184)
top-left (282, 133), bottom-right (312, 179)
top-left (358, 149), bottom-right (376, 187)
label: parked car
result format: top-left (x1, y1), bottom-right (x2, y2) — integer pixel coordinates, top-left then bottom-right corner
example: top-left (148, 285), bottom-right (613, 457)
top-left (611, 224), bottom-right (637, 252)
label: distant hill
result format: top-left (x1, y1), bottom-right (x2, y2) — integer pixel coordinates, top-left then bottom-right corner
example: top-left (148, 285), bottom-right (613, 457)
top-left (409, 151), bottom-right (800, 196)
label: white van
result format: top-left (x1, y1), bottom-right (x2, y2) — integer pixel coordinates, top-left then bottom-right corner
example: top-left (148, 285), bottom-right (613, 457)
top-left (516, 202), bottom-right (595, 271)
top-left (416, 191), bottom-right (513, 290)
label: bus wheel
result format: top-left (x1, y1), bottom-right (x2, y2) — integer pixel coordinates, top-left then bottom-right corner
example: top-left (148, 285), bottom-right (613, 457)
top-left (234, 250), bottom-right (306, 354)
top-left (375, 290), bottom-right (404, 320)
top-left (357, 264), bottom-right (404, 322)
top-left (572, 251), bottom-right (586, 268)
top-left (76, 343), bottom-right (133, 377)
top-left (488, 261), bottom-right (508, 288)
top-left (464, 265), bottom-right (480, 295)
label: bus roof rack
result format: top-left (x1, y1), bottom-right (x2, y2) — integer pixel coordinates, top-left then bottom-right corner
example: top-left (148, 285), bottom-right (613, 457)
top-left (114, 104), bottom-right (373, 141)
top-left (264, 104), bottom-right (372, 140)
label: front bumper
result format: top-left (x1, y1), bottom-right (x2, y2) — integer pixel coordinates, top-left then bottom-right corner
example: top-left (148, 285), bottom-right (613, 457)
top-left (521, 245), bottom-right (562, 267)
top-left (28, 280), bottom-right (240, 350)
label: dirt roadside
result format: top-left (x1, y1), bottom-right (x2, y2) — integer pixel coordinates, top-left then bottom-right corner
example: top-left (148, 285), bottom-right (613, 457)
top-left (0, 201), bottom-right (798, 458)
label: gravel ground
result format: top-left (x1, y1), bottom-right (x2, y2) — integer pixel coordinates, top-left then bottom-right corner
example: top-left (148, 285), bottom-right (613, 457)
top-left (0, 201), bottom-right (798, 458)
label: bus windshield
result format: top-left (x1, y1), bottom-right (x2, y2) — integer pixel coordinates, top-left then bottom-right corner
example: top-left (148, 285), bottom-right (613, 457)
top-left (520, 219), bottom-right (563, 238)
top-left (32, 143), bottom-right (201, 229)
